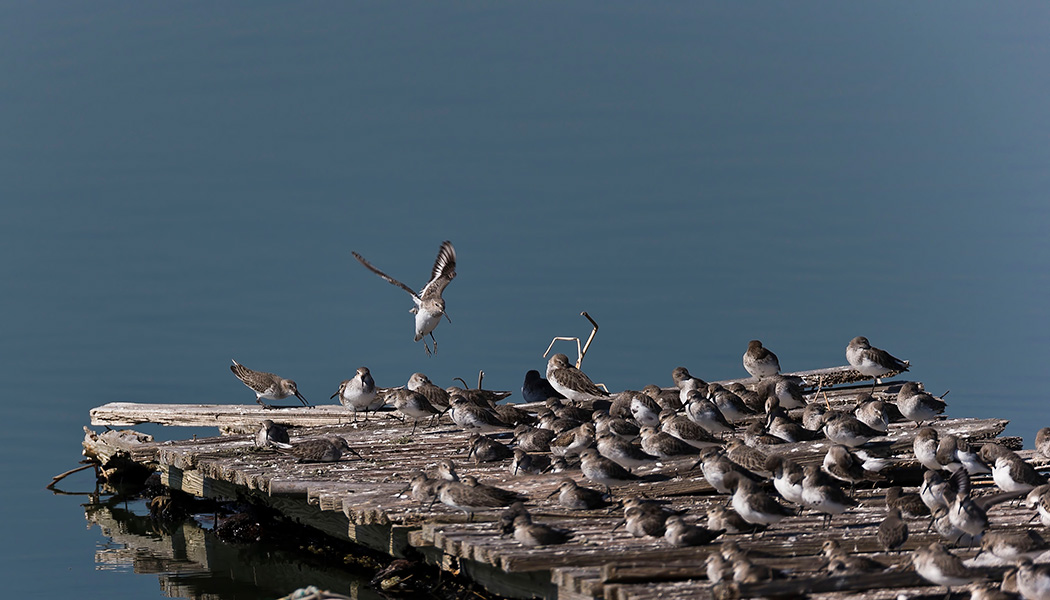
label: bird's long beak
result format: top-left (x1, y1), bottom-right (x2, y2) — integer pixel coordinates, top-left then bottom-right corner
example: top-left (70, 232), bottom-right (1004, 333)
top-left (330, 392), bottom-right (339, 400)
top-left (296, 391), bottom-right (310, 406)
top-left (611, 518), bottom-right (625, 532)
top-left (545, 488), bottom-right (560, 499)
top-left (444, 311), bottom-right (452, 324)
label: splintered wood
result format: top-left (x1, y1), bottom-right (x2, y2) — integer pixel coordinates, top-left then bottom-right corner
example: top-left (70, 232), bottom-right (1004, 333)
top-left (82, 367), bottom-right (1045, 600)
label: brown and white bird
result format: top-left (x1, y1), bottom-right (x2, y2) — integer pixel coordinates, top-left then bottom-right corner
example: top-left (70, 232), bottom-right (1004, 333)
top-left (331, 366), bottom-right (382, 421)
top-left (274, 436), bottom-right (360, 463)
top-left (353, 240), bottom-right (457, 356)
top-left (230, 360), bottom-right (308, 408)
top-left (546, 353), bottom-right (609, 402)
top-left (743, 339), bottom-right (781, 379)
top-left (846, 336), bottom-right (909, 388)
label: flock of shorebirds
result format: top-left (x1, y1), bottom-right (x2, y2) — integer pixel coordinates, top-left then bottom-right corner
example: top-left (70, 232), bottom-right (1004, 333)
top-left (225, 241), bottom-right (1050, 600)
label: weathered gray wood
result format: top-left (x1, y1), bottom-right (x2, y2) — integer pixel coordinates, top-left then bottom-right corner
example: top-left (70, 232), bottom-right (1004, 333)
top-left (90, 401), bottom-right (389, 428)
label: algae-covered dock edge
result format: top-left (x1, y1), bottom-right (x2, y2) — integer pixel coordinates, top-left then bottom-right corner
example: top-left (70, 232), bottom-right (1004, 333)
top-left (82, 366), bottom-right (1046, 600)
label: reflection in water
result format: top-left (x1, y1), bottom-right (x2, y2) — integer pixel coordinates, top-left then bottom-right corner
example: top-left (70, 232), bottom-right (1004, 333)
top-left (82, 495), bottom-right (383, 600)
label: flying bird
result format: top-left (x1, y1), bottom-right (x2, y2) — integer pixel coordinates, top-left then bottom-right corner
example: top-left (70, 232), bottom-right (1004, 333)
top-left (353, 241), bottom-right (457, 356)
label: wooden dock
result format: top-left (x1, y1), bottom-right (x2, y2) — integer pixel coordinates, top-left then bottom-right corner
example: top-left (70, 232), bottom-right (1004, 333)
top-left (81, 366), bottom-right (1047, 600)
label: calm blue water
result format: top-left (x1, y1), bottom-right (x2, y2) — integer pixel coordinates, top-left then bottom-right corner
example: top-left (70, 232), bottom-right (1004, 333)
top-left (2, 3), bottom-right (1048, 597)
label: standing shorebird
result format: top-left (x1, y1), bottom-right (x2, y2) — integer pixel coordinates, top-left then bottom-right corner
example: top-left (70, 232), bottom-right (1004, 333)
top-left (331, 367), bottom-right (381, 421)
top-left (230, 360), bottom-right (308, 408)
top-left (545, 353), bottom-right (609, 402)
top-left (846, 336), bottom-right (909, 389)
top-left (743, 340), bottom-right (780, 379)
top-left (353, 241), bottom-right (457, 356)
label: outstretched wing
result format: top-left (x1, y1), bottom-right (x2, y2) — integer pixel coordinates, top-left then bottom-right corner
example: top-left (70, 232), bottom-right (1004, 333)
top-left (420, 240), bottom-right (457, 300)
top-left (353, 251), bottom-right (421, 303)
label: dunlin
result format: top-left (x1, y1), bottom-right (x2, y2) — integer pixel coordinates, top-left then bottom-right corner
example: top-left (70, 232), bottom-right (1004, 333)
top-left (853, 395), bottom-right (890, 433)
top-left (597, 430), bottom-right (659, 469)
top-left (331, 367), bottom-right (381, 421)
top-left (745, 421), bottom-right (786, 447)
top-left (732, 557), bottom-right (776, 584)
top-left (353, 240), bottom-right (456, 356)
top-left (547, 397), bottom-right (592, 423)
top-left (521, 369), bottom-right (564, 404)
top-left (662, 515), bottom-right (724, 547)
top-left (765, 454), bottom-right (806, 507)
top-left (684, 391), bottom-right (735, 435)
top-left (545, 353), bottom-right (608, 402)
top-left (915, 427), bottom-right (944, 471)
top-left (694, 448), bottom-right (761, 494)
top-left (446, 383), bottom-right (512, 407)
top-left (756, 375), bottom-right (806, 410)
top-left (912, 542), bottom-right (982, 593)
top-left (467, 433), bottom-right (512, 463)
top-left (705, 553), bottom-right (732, 584)
top-left (822, 411), bottom-right (884, 447)
top-left (630, 394), bottom-right (662, 427)
top-left (1016, 558), bottom-right (1050, 600)
top-left (706, 383), bottom-right (755, 421)
top-left (255, 419), bottom-right (290, 447)
top-left (726, 439), bottom-right (771, 477)
top-left (877, 507), bottom-right (909, 552)
top-left (985, 447), bottom-right (1048, 493)
top-left (512, 513), bottom-right (571, 546)
top-left (434, 479), bottom-right (523, 519)
top-left (434, 458), bottom-right (459, 481)
top-left (671, 366), bottom-right (706, 391)
top-left (936, 433), bottom-right (990, 474)
top-left (722, 471), bottom-right (794, 527)
top-left (639, 426), bottom-right (701, 458)
top-left (492, 404), bottom-right (533, 427)
top-left (822, 539), bottom-right (887, 574)
top-left (509, 448), bottom-right (549, 475)
top-left (727, 382), bottom-right (766, 413)
top-left (449, 395), bottom-right (511, 433)
top-left (513, 425), bottom-right (556, 453)
top-left (978, 530), bottom-right (1050, 562)
top-left (390, 388), bottom-right (442, 434)
top-left (766, 408), bottom-right (821, 443)
top-left (802, 403), bottom-right (827, 431)
top-left (659, 411), bottom-right (719, 448)
top-left (743, 339), bottom-right (780, 379)
top-left (407, 372), bottom-right (451, 410)
top-left (920, 470), bottom-right (956, 513)
top-left (546, 478), bottom-right (609, 510)
top-left (230, 360), bottom-right (308, 408)
top-left (641, 384), bottom-right (684, 412)
top-left (579, 448), bottom-right (640, 491)
top-left (497, 501), bottom-right (529, 535)
top-left (822, 444), bottom-right (885, 487)
top-left (1037, 427), bottom-right (1050, 460)
top-left (274, 436), bottom-right (360, 463)
top-left (846, 336), bottom-right (909, 386)
top-left (886, 486), bottom-right (930, 518)
top-left (614, 505), bottom-right (670, 538)
top-left (595, 411), bottom-right (641, 440)
top-left (404, 471), bottom-right (441, 503)
top-left (897, 381), bottom-right (947, 427)
top-left (549, 422), bottom-right (596, 457)
top-left (801, 464), bottom-right (858, 526)
top-left (706, 506), bottom-right (758, 534)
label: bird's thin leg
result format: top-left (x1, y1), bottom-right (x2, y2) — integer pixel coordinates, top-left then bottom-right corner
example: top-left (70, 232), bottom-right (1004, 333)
top-left (423, 338), bottom-right (433, 357)
top-left (429, 332), bottom-right (438, 355)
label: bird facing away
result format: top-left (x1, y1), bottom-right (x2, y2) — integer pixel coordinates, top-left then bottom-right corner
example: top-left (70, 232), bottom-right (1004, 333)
top-left (846, 336), bottom-right (909, 387)
top-left (230, 360), bottom-right (308, 408)
top-left (331, 366), bottom-right (381, 421)
top-left (743, 339), bottom-right (781, 379)
top-left (353, 240), bottom-right (457, 356)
